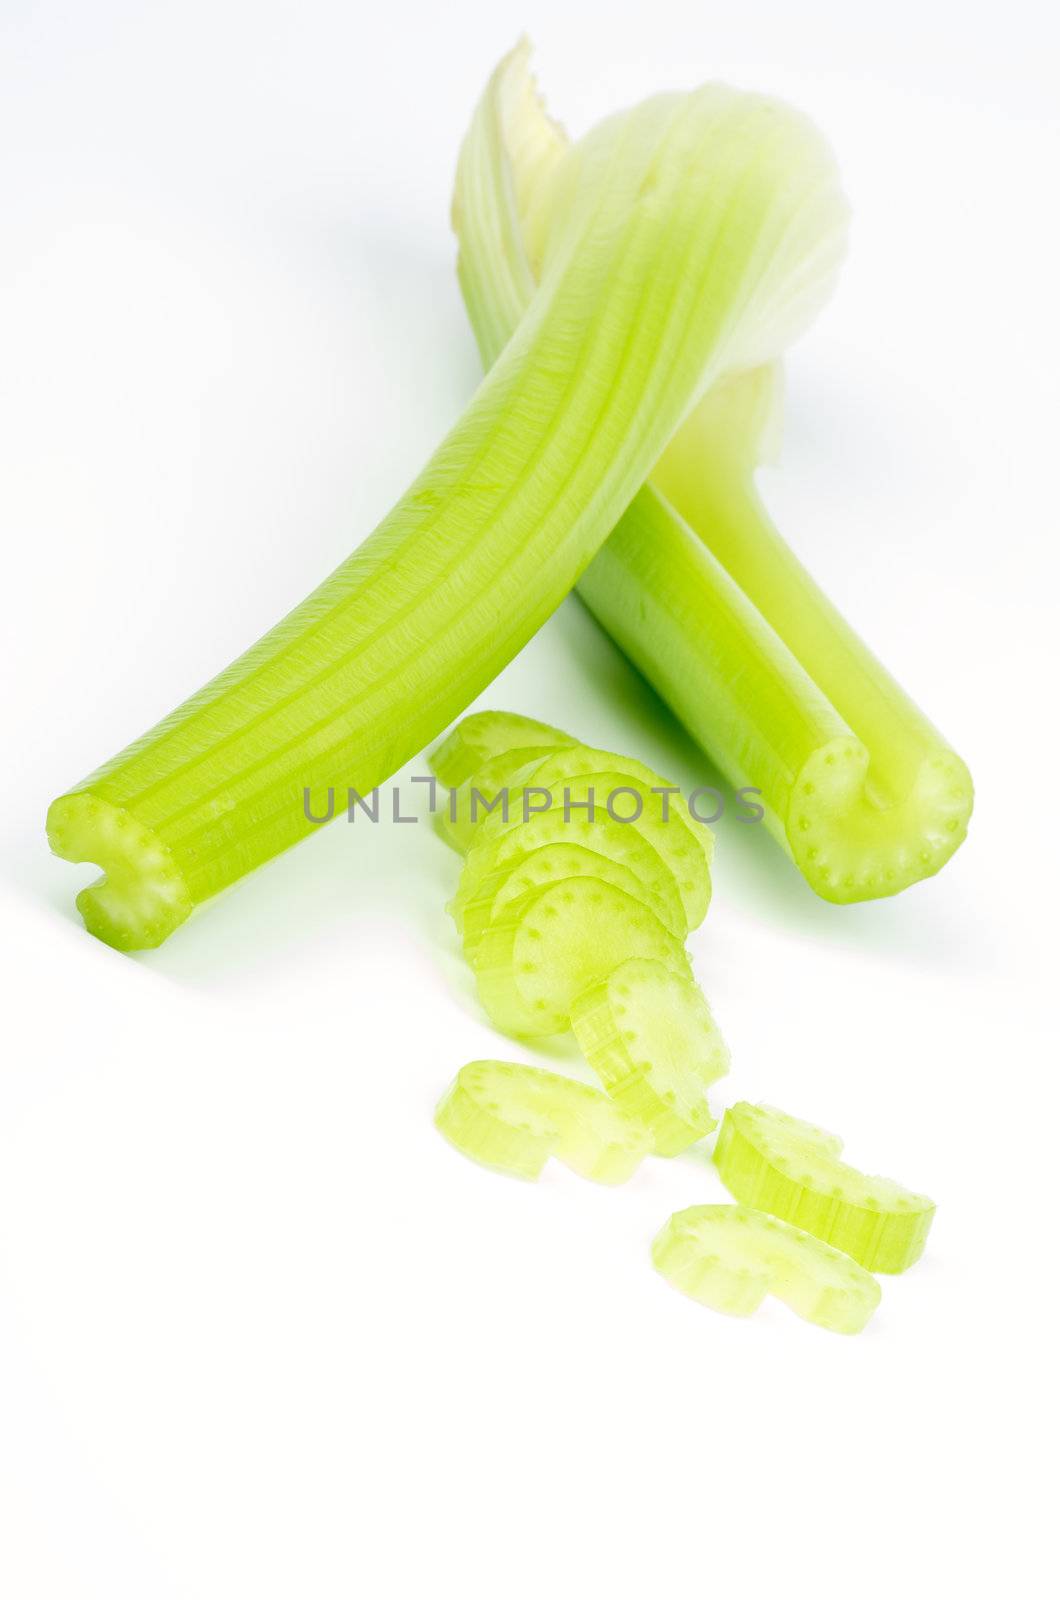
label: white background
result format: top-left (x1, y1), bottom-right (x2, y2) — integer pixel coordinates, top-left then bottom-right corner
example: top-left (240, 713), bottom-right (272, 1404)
top-left (1, 2), bottom-right (1057, 1595)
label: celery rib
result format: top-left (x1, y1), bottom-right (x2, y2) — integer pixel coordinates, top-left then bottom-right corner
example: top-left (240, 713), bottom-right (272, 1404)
top-left (451, 41), bottom-right (973, 904)
top-left (50, 77), bottom-right (838, 948)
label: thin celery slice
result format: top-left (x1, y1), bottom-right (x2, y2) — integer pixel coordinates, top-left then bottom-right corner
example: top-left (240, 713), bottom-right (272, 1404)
top-left (435, 1059), bottom-right (649, 1182)
top-left (456, 842), bottom-right (653, 957)
top-left (452, 807), bottom-right (685, 940)
top-left (570, 958), bottom-right (728, 1155)
top-left (714, 1101), bottom-right (934, 1273)
top-left (429, 710), bottom-right (575, 789)
top-left (452, 40), bottom-right (973, 904)
top-left (652, 1203), bottom-right (881, 1334)
top-left (473, 744), bottom-right (712, 928)
top-left (50, 73), bottom-right (838, 948)
top-left (434, 746), bottom-right (556, 854)
top-left (473, 877), bottom-right (689, 1037)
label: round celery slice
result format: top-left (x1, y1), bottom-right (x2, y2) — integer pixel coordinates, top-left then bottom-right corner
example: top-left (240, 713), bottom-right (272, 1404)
top-left (457, 843), bottom-right (653, 958)
top-left (435, 1059), bottom-right (650, 1183)
top-left (652, 1204), bottom-right (881, 1334)
top-left (714, 1102), bottom-right (935, 1274)
top-left (475, 745), bottom-right (713, 928)
top-left (429, 711), bottom-right (575, 789)
top-left (473, 877), bottom-right (690, 1037)
top-left (435, 748), bottom-right (556, 853)
top-left (570, 958), bottom-right (729, 1155)
top-left (454, 808), bottom-right (686, 939)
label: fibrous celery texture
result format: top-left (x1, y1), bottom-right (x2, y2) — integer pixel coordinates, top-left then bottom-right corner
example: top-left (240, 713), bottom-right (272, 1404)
top-left (652, 1204), bottom-right (881, 1333)
top-left (48, 69), bottom-right (848, 949)
top-left (452, 41), bottom-right (973, 904)
top-left (714, 1101), bottom-right (934, 1272)
top-left (435, 1060), bottom-right (650, 1182)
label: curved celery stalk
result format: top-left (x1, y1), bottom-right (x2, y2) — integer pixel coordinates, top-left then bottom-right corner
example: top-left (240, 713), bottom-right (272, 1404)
top-left (714, 1102), bottom-right (935, 1272)
top-left (49, 75), bottom-right (846, 949)
top-left (451, 41), bottom-right (973, 903)
top-left (570, 958), bottom-right (728, 1154)
top-left (435, 1059), bottom-right (650, 1182)
top-left (429, 710), bottom-right (575, 790)
top-left (652, 1204), bottom-right (881, 1333)
top-left (473, 877), bottom-right (689, 1036)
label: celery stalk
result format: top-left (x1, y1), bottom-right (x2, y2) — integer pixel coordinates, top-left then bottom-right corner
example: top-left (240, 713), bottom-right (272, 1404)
top-left (50, 73), bottom-right (848, 948)
top-left (451, 42), bottom-right (973, 903)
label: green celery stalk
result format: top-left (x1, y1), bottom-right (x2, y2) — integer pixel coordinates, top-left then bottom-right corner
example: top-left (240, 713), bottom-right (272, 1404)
top-left (48, 79), bottom-right (844, 948)
top-left (452, 41), bottom-right (973, 902)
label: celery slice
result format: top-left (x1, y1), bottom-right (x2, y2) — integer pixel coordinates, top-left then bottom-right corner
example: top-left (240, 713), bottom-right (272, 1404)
top-left (473, 744), bottom-right (712, 928)
top-left (473, 877), bottom-right (689, 1037)
top-left (50, 72), bottom-right (838, 948)
top-left (714, 1101), bottom-right (935, 1272)
top-left (434, 747), bottom-right (556, 854)
top-left (435, 1059), bottom-right (649, 1182)
top-left (652, 1203), bottom-right (881, 1333)
top-left (451, 40), bottom-right (973, 904)
top-left (429, 710), bottom-right (575, 789)
top-left (455, 842), bottom-right (654, 957)
top-left (570, 958), bottom-right (728, 1154)
top-left (453, 807), bottom-right (686, 940)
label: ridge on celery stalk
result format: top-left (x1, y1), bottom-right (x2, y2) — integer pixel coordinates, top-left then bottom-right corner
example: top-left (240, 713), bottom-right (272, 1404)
top-left (451, 40), bottom-right (973, 904)
top-left (49, 77), bottom-right (846, 948)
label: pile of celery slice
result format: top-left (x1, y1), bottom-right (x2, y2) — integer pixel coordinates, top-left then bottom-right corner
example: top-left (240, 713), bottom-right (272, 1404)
top-left (432, 709), bottom-right (934, 1334)
top-left (47, 44), bottom-right (970, 948)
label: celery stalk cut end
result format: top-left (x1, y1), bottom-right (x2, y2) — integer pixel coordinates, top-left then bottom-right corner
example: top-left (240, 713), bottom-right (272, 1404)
top-left (788, 738), bottom-right (974, 903)
top-left (47, 793), bottom-right (194, 951)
